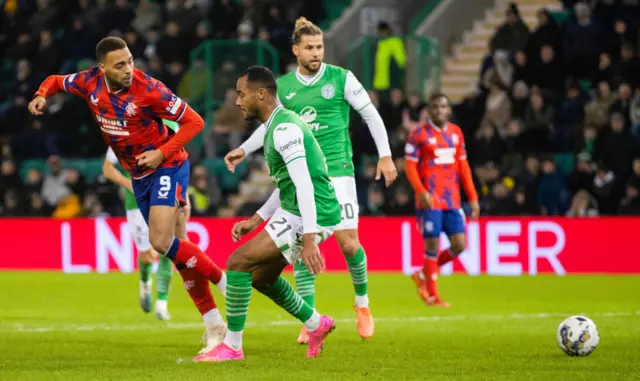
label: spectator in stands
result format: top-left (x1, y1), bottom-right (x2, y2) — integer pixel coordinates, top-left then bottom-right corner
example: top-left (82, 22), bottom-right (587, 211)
top-left (531, 45), bottom-right (564, 97)
top-left (524, 91), bottom-right (554, 152)
top-left (81, 191), bottom-right (107, 217)
top-left (526, 8), bottom-right (562, 62)
top-left (0, 189), bottom-right (23, 217)
top-left (513, 186), bottom-right (542, 215)
top-left (556, 82), bottom-right (588, 150)
top-left (608, 18), bottom-right (637, 62)
top-left (502, 119), bottom-right (533, 175)
top-left (190, 21), bottom-right (212, 52)
top-left (592, 52), bottom-right (614, 85)
top-left (24, 168), bottom-right (43, 197)
top-left (374, 21), bottom-right (406, 94)
top-left (584, 81), bottom-right (617, 128)
top-left (123, 29), bottom-right (147, 59)
top-left (113, 0), bottom-right (136, 35)
top-left (611, 83), bottom-right (633, 124)
top-left (489, 3), bottom-right (530, 55)
top-left (34, 30), bottom-right (62, 79)
top-left (538, 156), bottom-right (568, 215)
top-left (25, 192), bottom-right (53, 217)
top-left (0, 158), bottom-right (23, 198)
top-left (385, 186), bottom-right (414, 216)
top-left (6, 30), bottom-right (36, 62)
top-left (630, 89), bottom-right (640, 139)
top-left (613, 44), bottom-right (640, 89)
top-left (631, 157), bottom-right (640, 186)
top-left (206, 89), bottom-right (248, 158)
top-left (597, 112), bottom-right (637, 179)
top-left (156, 21), bottom-right (187, 65)
top-left (28, 0), bottom-right (59, 35)
top-left (517, 155), bottom-right (540, 206)
top-left (63, 16), bottom-right (99, 73)
top-left (511, 80), bottom-right (530, 119)
top-left (564, 2), bottom-right (602, 80)
top-left (481, 74), bottom-right (512, 135)
top-left (363, 186), bottom-right (386, 216)
top-left (132, 0), bottom-right (162, 35)
top-left (402, 92), bottom-right (428, 131)
top-left (483, 181), bottom-right (518, 216)
top-left (380, 88), bottom-right (405, 132)
top-left (41, 155), bottom-right (71, 208)
top-left (568, 151), bottom-right (595, 196)
top-left (619, 182), bottom-right (640, 215)
top-left (188, 164), bottom-right (221, 216)
top-left (472, 123), bottom-right (505, 165)
top-left (211, 0), bottom-right (242, 39)
top-left (592, 162), bottom-right (616, 214)
top-left (512, 51), bottom-right (532, 86)
top-left (566, 189), bottom-right (599, 217)
top-left (167, 0), bottom-right (201, 40)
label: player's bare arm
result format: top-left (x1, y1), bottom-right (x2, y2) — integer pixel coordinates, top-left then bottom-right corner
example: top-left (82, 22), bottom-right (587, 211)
top-left (102, 160), bottom-right (134, 192)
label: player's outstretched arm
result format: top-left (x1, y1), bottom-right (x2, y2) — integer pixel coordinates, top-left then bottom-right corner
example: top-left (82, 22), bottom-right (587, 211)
top-left (225, 124), bottom-right (267, 173)
top-left (29, 72), bottom-right (87, 115)
top-left (102, 148), bottom-right (133, 192)
top-left (343, 71), bottom-right (397, 187)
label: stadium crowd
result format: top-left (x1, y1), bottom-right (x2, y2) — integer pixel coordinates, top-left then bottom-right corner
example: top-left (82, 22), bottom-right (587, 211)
top-left (1, 0), bottom-right (640, 217)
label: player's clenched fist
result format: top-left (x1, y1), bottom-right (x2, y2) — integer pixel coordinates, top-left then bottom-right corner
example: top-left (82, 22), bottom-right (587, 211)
top-left (224, 148), bottom-right (246, 173)
top-left (28, 96), bottom-right (47, 115)
top-left (136, 149), bottom-right (165, 170)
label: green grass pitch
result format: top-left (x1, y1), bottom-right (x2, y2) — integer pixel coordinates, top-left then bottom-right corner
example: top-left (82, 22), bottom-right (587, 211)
top-left (0, 272), bottom-right (638, 380)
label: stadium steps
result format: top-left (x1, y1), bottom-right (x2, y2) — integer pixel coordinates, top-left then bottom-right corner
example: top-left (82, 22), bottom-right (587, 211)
top-left (442, 0), bottom-right (563, 102)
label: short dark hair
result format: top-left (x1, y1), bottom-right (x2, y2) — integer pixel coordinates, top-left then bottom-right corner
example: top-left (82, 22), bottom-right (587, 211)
top-left (95, 37), bottom-right (128, 62)
top-left (428, 92), bottom-right (449, 104)
top-left (240, 66), bottom-right (277, 95)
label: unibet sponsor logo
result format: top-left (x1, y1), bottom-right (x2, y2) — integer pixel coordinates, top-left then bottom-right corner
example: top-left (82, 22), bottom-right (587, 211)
top-left (95, 114), bottom-right (129, 136)
top-left (279, 138), bottom-right (302, 152)
top-left (299, 106), bottom-right (327, 132)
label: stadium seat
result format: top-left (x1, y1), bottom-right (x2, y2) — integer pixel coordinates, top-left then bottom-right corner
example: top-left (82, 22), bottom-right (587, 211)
top-left (554, 153), bottom-right (575, 174)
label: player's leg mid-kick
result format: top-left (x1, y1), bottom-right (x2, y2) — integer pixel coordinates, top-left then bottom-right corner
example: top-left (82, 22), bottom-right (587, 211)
top-left (404, 93), bottom-right (480, 307)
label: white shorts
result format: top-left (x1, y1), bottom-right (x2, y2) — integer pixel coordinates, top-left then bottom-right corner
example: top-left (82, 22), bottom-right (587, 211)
top-left (330, 176), bottom-right (359, 231)
top-left (265, 208), bottom-right (335, 265)
top-left (126, 209), bottom-right (152, 253)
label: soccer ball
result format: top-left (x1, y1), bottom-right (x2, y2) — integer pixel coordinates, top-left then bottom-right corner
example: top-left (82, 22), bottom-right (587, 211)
top-left (556, 315), bottom-right (599, 356)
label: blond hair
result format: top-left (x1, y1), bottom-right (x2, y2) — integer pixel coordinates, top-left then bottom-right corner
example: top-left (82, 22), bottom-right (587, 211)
top-left (292, 17), bottom-right (322, 44)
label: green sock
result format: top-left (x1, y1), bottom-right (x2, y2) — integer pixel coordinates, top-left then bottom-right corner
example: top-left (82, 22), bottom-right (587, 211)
top-left (293, 262), bottom-right (316, 309)
top-left (346, 247), bottom-right (368, 297)
top-left (156, 255), bottom-right (173, 301)
top-left (138, 256), bottom-right (152, 283)
top-left (226, 271), bottom-right (253, 332)
top-left (261, 276), bottom-right (314, 323)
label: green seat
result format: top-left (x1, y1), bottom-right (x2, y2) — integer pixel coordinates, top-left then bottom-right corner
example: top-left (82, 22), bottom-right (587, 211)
top-left (554, 153), bottom-right (574, 174)
top-left (82, 159), bottom-right (105, 183)
top-left (550, 10), bottom-right (571, 25)
top-left (19, 159), bottom-right (47, 181)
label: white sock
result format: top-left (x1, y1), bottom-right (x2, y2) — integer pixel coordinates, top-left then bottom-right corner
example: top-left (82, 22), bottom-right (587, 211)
top-left (417, 271), bottom-right (425, 280)
top-left (155, 299), bottom-right (168, 311)
top-left (202, 308), bottom-right (222, 324)
top-left (216, 272), bottom-right (227, 296)
top-left (355, 294), bottom-right (369, 308)
top-left (304, 311), bottom-right (321, 332)
top-left (224, 330), bottom-right (243, 351)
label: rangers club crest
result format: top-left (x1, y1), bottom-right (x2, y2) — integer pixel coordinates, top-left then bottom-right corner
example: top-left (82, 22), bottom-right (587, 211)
top-left (321, 84), bottom-right (335, 99)
top-left (125, 102), bottom-right (137, 117)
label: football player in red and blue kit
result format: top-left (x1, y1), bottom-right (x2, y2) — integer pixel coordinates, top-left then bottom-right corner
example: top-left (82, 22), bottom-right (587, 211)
top-left (404, 93), bottom-right (480, 307)
top-left (28, 37), bottom-right (227, 354)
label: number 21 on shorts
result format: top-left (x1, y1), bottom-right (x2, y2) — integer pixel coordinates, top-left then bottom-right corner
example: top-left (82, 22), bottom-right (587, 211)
top-left (158, 175), bottom-right (171, 199)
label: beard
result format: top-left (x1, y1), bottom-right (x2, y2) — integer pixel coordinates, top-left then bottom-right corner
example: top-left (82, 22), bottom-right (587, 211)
top-left (300, 59), bottom-right (321, 74)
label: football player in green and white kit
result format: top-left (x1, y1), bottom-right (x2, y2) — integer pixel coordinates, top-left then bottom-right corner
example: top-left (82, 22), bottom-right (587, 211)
top-left (103, 146), bottom-right (178, 320)
top-left (193, 66), bottom-right (339, 362)
top-left (225, 17), bottom-right (397, 343)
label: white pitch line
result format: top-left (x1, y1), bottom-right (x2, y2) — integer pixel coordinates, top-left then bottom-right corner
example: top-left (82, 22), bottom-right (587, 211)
top-left (2, 311), bottom-right (638, 334)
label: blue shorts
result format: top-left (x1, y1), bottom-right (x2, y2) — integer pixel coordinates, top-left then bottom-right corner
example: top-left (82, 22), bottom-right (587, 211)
top-left (416, 209), bottom-right (466, 238)
top-left (132, 161), bottom-right (190, 223)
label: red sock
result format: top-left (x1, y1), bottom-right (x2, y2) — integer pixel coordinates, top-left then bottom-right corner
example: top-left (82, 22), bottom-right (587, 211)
top-left (168, 238), bottom-right (223, 284)
top-left (422, 257), bottom-right (439, 299)
top-left (437, 249), bottom-right (455, 267)
top-left (178, 267), bottom-right (216, 315)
